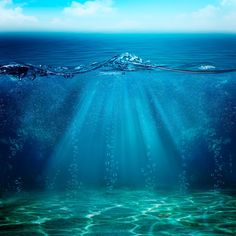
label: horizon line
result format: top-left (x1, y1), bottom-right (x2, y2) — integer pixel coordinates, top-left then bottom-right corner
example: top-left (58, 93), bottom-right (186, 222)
top-left (1, 31), bottom-right (236, 34)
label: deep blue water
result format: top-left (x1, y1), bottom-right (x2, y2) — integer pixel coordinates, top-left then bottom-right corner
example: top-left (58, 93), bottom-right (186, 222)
top-left (0, 33), bottom-right (236, 235)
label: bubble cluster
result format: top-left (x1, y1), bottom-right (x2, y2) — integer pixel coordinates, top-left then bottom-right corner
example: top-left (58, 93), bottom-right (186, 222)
top-left (104, 121), bottom-right (118, 190)
top-left (141, 145), bottom-right (158, 190)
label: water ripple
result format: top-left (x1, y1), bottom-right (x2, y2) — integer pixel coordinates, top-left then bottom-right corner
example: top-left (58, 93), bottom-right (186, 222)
top-left (0, 190), bottom-right (236, 235)
top-left (1, 53), bottom-right (236, 80)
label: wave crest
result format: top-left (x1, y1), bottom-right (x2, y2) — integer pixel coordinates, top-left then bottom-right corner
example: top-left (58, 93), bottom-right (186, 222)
top-left (0, 53), bottom-right (235, 80)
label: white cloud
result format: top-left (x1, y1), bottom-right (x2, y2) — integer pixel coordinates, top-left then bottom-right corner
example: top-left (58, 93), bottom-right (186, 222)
top-left (192, 5), bottom-right (219, 19)
top-left (175, 1), bottom-right (236, 32)
top-left (0, 0), bottom-right (12, 7)
top-left (0, 0), bottom-right (236, 32)
top-left (50, 0), bottom-right (236, 32)
top-left (63, 0), bottom-right (114, 17)
top-left (48, 0), bottom-right (116, 31)
top-left (221, 0), bottom-right (236, 6)
top-left (0, 0), bottom-right (38, 30)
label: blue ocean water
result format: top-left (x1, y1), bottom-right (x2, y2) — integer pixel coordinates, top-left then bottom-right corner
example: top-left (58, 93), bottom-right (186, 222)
top-left (0, 33), bottom-right (236, 235)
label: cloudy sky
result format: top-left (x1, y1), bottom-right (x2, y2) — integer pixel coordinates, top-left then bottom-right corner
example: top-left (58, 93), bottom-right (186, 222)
top-left (0, 0), bottom-right (236, 32)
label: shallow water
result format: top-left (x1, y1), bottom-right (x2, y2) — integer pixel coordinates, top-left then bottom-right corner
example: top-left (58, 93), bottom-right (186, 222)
top-left (1, 190), bottom-right (236, 235)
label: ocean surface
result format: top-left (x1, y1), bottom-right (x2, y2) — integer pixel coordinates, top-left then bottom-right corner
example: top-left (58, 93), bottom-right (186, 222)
top-left (0, 33), bottom-right (236, 235)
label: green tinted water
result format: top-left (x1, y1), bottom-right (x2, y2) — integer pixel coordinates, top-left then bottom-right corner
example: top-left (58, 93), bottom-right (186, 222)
top-left (0, 190), bottom-right (235, 235)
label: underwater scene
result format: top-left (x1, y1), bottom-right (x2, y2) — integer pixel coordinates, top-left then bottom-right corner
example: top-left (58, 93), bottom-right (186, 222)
top-left (0, 33), bottom-right (236, 235)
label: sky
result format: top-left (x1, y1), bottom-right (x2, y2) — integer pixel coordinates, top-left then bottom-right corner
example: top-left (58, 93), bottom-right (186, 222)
top-left (0, 0), bottom-right (236, 32)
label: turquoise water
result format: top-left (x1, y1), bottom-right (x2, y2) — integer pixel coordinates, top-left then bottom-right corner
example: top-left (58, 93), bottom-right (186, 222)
top-left (1, 190), bottom-right (236, 235)
top-left (0, 33), bottom-right (236, 234)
